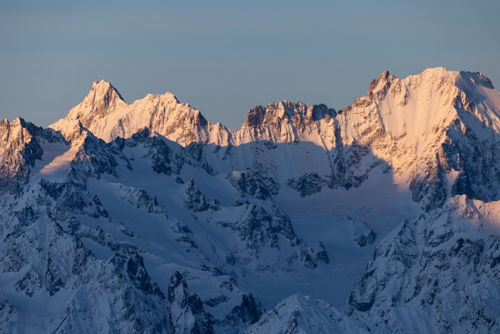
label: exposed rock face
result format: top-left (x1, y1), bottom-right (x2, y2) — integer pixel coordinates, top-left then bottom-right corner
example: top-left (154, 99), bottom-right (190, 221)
top-left (287, 173), bottom-right (326, 197)
top-left (240, 101), bottom-right (336, 143)
top-left (348, 196), bottom-right (500, 334)
top-left (335, 68), bottom-right (500, 210)
top-left (221, 294), bottom-right (263, 333)
top-left (185, 180), bottom-right (218, 212)
top-left (211, 200), bottom-right (328, 271)
top-left (348, 217), bottom-right (376, 247)
top-left (0, 118), bottom-right (56, 190)
top-left (51, 250), bottom-right (168, 334)
top-left (119, 184), bottom-right (164, 215)
top-left (228, 171), bottom-right (279, 200)
top-left (50, 81), bottom-right (221, 146)
top-left (50, 68), bottom-right (500, 212)
top-left (168, 271), bottom-right (213, 334)
top-left (0, 67), bottom-right (498, 333)
top-left (0, 181), bottom-right (169, 333)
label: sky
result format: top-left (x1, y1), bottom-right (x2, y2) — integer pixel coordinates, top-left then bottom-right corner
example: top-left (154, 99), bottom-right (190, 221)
top-left (1, 0), bottom-right (499, 129)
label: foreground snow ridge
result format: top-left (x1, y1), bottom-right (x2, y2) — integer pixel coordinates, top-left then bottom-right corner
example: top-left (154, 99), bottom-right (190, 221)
top-left (0, 67), bottom-right (499, 333)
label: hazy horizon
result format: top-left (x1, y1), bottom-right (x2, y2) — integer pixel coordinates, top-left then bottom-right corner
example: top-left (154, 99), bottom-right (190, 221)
top-left (1, 0), bottom-right (499, 128)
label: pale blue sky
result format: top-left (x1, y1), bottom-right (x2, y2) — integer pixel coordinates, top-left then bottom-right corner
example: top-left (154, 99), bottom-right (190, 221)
top-left (1, 0), bottom-right (499, 128)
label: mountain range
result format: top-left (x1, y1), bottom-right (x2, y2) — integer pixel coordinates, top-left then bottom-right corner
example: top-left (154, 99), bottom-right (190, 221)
top-left (0, 67), bottom-right (499, 333)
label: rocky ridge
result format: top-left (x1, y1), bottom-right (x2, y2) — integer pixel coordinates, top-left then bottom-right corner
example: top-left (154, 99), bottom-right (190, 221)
top-left (0, 67), bottom-right (498, 333)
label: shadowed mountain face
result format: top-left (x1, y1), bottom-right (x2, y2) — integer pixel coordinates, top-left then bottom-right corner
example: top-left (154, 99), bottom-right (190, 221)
top-left (1, 68), bottom-right (499, 333)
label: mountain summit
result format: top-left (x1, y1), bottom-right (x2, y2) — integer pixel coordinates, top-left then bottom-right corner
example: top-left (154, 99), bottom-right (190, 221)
top-left (51, 68), bottom-right (500, 144)
top-left (51, 82), bottom-right (213, 145)
top-left (1, 67), bottom-right (499, 333)
top-left (50, 67), bottom-right (500, 207)
top-left (51, 80), bottom-right (126, 135)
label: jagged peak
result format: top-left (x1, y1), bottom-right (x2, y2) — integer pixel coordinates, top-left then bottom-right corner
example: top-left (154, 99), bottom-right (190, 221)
top-left (0, 116), bottom-right (28, 128)
top-left (47, 67), bottom-right (496, 145)
top-left (458, 71), bottom-right (495, 89)
top-left (364, 67), bottom-right (497, 104)
top-left (80, 81), bottom-right (184, 114)
top-left (0, 118), bottom-right (31, 143)
top-left (0, 117), bottom-right (41, 141)
top-left (52, 80), bottom-right (126, 127)
top-left (417, 66), bottom-right (494, 87)
top-left (243, 100), bottom-right (335, 127)
top-left (143, 91), bottom-right (179, 104)
top-left (50, 79), bottom-right (214, 144)
top-left (10, 116), bottom-right (26, 126)
top-left (368, 67), bottom-right (466, 93)
top-left (86, 80), bottom-right (125, 103)
top-left (1, 117), bottom-right (65, 149)
top-left (368, 70), bottom-right (399, 94)
top-left (140, 91), bottom-right (208, 124)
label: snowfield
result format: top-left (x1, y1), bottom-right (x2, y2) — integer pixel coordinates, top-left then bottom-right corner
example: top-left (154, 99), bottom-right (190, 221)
top-left (0, 67), bottom-right (499, 333)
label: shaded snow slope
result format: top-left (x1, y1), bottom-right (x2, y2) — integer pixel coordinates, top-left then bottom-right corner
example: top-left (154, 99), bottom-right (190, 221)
top-left (348, 196), bottom-right (500, 334)
top-left (244, 294), bottom-right (369, 334)
top-left (0, 67), bottom-right (497, 333)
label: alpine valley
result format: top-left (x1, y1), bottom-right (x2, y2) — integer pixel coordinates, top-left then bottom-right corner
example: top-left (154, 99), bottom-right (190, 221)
top-left (0, 67), bottom-right (499, 334)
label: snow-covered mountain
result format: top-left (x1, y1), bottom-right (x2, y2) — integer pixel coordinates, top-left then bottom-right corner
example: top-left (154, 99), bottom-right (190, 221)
top-left (1, 67), bottom-right (499, 333)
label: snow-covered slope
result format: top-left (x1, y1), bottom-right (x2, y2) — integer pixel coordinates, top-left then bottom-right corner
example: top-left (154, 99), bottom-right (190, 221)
top-left (348, 196), bottom-right (500, 334)
top-left (0, 67), bottom-right (498, 333)
top-left (50, 67), bottom-right (500, 210)
top-left (50, 81), bottom-right (228, 146)
top-left (337, 68), bottom-right (500, 209)
top-left (244, 294), bottom-right (368, 334)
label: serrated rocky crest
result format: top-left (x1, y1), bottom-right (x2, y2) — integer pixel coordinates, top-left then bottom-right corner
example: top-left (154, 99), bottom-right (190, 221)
top-left (0, 67), bottom-right (498, 333)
